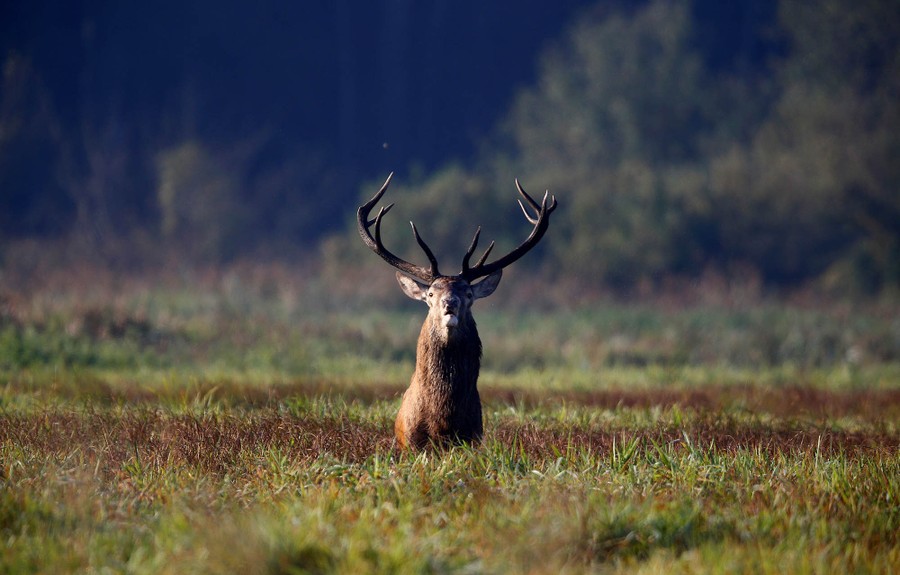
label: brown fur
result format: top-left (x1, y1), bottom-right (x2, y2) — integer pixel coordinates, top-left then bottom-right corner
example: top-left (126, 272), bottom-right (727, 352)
top-left (357, 174), bottom-right (557, 449)
top-left (394, 274), bottom-right (499, 449)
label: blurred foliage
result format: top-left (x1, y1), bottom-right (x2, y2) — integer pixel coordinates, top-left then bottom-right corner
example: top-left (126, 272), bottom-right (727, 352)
top-left (704, 0), bottom-right (900, 291)
top-left (1, 0), bottom-right (898, 294)
top-left (491, 1), bottom-right (747, 288)
top-left (1, 261), bottom-right (897, 375)
top-left (153, 138), bottom-right (340, 262)
top-left (0, 54), bottom-right (74, 238)
top-left (366, 0), bottom-right (899, 294)
top-left (157, 141), bottom-right (245, 261)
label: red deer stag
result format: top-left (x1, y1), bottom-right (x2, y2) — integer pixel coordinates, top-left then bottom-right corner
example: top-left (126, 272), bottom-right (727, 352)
top-left (357, 173), bottom-right (557, 449)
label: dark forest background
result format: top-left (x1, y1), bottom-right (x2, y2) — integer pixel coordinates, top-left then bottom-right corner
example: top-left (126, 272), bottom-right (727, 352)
top-left (1, 0), bottom-right (898, 295)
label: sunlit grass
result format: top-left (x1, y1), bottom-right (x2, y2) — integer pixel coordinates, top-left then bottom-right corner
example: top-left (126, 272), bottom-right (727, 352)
top-left (1, 394), bottom-right (897, 574)
top-left (0, 273), bottom-right (897, 573)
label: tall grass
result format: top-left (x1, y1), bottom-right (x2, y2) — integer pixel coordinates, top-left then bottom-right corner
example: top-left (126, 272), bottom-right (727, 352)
top-left (1, 264), bottom-right (897, 573)
top-left (1, 394), bottom-right (897, 573)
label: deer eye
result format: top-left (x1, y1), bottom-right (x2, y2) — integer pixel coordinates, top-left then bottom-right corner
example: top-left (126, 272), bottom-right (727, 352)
top-left (466, 291), bottom-right (473, 299)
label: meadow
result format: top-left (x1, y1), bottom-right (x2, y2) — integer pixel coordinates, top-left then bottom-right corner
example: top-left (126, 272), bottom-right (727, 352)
top-left (1, 263), bottom-right (898, 574)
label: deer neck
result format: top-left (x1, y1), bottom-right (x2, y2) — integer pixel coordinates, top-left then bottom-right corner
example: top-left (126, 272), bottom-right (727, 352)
top-left (415, 313), bottom-right (482, 392)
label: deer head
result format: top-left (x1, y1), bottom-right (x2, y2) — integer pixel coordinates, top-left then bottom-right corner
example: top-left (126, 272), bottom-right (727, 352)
top-left (394, 274), bottom-right (502, 337)
top-left (357, 173), bottom-right (557, 448)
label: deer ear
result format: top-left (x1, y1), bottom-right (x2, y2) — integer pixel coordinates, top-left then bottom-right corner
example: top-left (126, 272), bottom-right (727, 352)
top-left (471, 270), bottom-right (502, 299)
top-left (396, 272), bottom-right (429, 301)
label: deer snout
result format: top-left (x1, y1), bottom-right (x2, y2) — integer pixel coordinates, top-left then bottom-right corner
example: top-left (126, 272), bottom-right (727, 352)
top-left (439, 295), bottom-right (462, 328)
top-left (442, 295), bottom-right (461, 315)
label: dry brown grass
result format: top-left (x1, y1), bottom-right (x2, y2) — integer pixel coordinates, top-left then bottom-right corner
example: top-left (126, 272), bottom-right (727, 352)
top-left (3, 399), bottom-right (894, 489)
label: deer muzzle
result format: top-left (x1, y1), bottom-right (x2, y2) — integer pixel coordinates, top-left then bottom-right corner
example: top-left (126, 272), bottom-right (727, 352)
top-left (441, 296), bottom-right (460, 328)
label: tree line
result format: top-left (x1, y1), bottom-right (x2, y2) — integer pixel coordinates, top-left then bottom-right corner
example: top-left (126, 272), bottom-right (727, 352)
top-left (334, 0), bottom-right (898, 294)
top-left (1, 0), bottom-right (897, 294)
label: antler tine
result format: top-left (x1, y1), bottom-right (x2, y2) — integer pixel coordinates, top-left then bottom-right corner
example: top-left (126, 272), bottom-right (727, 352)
top-left (461, 226), bottom-right (497, 275)
top-left (516, 179), bottom-right (557, 225)
top-left (461, 227), bottom-right (481, 272)
top-left (516, 178), bottom-right (541, 209)
top-left (357, 173), bottom-right (439, 283)
top-left (372, 204), bottom-right (389, 245)
top-left (410, 221), bottom-right (441, 278)
top-left (460, 179), bottom-right (557, 282)
top-left (366, 202), bottom-right (393, 227)
top-left (517, 199), bottom-right (538, 225)
top-left (473, 241), bottom-right (495, 268)
top-left (359, 172), bottom-right (393, 213)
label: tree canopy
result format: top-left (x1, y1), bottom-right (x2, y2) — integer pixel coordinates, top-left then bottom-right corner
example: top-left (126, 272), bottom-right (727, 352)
top-left (352, 0), bottom-right (898, 293)
top-left (1, 0), bottom-right (897, 293)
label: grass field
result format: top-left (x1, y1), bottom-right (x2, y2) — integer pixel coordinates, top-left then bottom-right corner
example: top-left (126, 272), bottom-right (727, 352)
top-left (1, 265), bottom-right (898, 573)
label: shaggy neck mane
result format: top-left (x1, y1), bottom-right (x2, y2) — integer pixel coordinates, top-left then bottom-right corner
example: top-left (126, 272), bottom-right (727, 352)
top-left (416, 313), bottom-right (482, 396)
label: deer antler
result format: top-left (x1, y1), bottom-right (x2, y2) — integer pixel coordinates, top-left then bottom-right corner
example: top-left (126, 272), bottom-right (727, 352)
top-left (460, 179), bottom-right (557, 281)
top-left (357, 173), bottom-right (441, 283)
